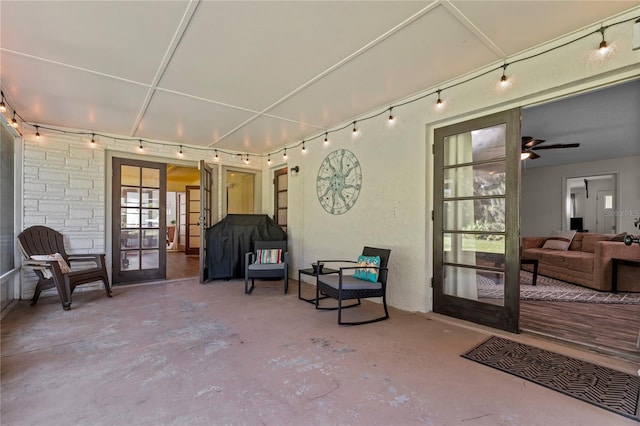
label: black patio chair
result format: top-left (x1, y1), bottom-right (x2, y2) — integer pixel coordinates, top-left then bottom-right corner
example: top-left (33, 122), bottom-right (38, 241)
top-left (244, 240), bottom-right (289, 294)
top-left (315, 246), bottom-right (391, 325)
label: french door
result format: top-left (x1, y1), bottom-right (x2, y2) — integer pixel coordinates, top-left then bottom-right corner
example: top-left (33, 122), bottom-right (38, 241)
top-left (199, 160), bottom-right (213, 283)
top-left (112, 158), bottom-right (166, 284)
top-left (433, 109), bottom-right (521, 332)
top-left (274, 167), bottom-right (288, 233)
top-left (185, 185), bottom-right (200, 255)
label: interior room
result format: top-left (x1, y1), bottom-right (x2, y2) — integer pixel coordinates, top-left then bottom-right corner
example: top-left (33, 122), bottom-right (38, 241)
top-left (1, 2), bottom-right (640, 424)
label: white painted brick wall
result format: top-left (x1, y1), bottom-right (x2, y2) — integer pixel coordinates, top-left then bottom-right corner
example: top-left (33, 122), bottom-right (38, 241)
top-left (21, 134), bottom-right (107, 300)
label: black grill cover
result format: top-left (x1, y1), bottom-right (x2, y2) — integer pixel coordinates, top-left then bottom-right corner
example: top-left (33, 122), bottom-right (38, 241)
top-left (205, 214), bottom-right (287, 280)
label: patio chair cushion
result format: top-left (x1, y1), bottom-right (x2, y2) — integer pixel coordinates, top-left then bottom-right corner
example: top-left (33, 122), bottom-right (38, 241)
top-left (248, 263), bottom-right (284, 271)
top-left (319, 274), bottom-right (382, 290)
top-left (30, 253), bottom-right (72, 275)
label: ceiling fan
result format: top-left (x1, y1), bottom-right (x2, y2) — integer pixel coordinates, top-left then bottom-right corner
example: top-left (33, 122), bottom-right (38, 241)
top-left (521, 136), bottom-right (580, 159)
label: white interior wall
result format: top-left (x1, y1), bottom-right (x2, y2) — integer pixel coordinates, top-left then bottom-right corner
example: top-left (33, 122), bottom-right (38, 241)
top-left (521, 156), bottom-right (639, 236)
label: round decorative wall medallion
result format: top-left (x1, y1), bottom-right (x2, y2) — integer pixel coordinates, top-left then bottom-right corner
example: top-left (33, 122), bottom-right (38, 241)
top-left (316, 149), bottom-right (362, 215)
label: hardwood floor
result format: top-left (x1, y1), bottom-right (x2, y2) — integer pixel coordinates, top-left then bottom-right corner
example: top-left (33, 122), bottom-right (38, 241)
top-left (166, 251), bottom-right (199, 280)
top-left (520, 300), bottom-right (640, 360)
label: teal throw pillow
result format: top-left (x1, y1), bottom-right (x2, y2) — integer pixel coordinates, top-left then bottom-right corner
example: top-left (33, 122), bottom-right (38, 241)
top-left (353, 255), bottom-right (381, 283)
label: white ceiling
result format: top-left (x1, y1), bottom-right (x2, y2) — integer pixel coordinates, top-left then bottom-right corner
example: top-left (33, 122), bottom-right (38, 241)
top-left (1, 1), bottom-right (638, 156)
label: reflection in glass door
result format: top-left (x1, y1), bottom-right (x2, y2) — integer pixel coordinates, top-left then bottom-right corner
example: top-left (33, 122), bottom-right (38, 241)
top-left (112, 158), bottom-right (166, 284)
top-left (186, 185), bottom-right (200, 255)
top-left (433, 109), bottom-right (520, 332)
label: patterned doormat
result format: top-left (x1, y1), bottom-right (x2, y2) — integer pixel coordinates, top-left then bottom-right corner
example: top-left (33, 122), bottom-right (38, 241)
top-left (462, 336), bottom-right (640, 421)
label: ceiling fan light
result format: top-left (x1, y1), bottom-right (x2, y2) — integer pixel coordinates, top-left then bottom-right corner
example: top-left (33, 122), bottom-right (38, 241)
top-left (521, 151), bottom-right (531, 160)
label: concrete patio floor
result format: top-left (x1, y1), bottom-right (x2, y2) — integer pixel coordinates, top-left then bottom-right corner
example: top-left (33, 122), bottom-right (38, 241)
top-left (1, 277), bottom-right (638, 425)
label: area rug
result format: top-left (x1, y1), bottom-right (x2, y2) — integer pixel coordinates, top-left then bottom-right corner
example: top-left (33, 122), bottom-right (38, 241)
top-left (462, 336), bottom-right (640, 421)
top-left (477, 271), bottom-right (640, 304)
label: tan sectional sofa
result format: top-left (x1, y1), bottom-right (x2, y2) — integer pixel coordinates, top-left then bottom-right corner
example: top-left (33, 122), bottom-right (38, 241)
top-left (521, 232), bottom-right (640, 292)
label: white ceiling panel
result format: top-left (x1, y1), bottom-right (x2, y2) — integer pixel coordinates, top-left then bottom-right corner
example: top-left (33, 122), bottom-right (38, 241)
top-left (268, 4), bottom-right (499, 127)
top-left (158, 1), bottom-right (430, 111)
top-left (1, 52), bottom-right (149, 135)
top-left (0, 1), bottom-right (188, 83)
top-left (213, 114), bottom-right (324, 154)
top-left (137, 89), bottom-right (258, 146)
top-left (450, 1), bottom-right (637, 56)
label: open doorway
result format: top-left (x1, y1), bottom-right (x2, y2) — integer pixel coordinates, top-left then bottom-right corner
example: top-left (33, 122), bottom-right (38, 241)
top-left (166, 165), bottom-right (201, 280)
top-left (519, 79), bottom-right (640, 358)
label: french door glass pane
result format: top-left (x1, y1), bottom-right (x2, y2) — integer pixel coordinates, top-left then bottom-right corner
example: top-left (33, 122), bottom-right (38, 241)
top-left (141, 188), bottom-right (160, 208)
top-left (443, 265), bottom-right (504, 306)
top-left (141, 168), bottom-right (159, 188)
top-left (121, 208), bottom-right (139, 228)
top-left (121, 188), bottom-right (140, 206)
top-left (443, 233), bottom-right (505, 265)
top-left (121, 230), bottom-right (139, 249)
top-left (142, 250), bottom-right (159, 269)
top-left (121, 251), bottom-right (139, 271)
top-left (443, 124), bottom-right (506, 165)
top-left (121, 165), bottom-right (139, 186)
top-left (443, 199), bottom-right (506, 231)
top-left (444, 162), bottom-right (506, 197)
top-left (141, 209), bottom-right (159, 228)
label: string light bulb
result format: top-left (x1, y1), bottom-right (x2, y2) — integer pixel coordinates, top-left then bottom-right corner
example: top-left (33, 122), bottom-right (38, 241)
top-left (352, 121), bottom-right (359, 136)
top-left (91, 133), bottom-right (96, 144)
top-left (436, 90), bottom-right (443, 108)
top-left (11, 111), bottom-right (18, 128)
top-left (245, 154), bottom-right (250, 164)
top-left (0, 91), bottom-right (6, 113)
top-left (214, 150), bottom-right (219, 161)
top-left (283, 148), bottom-right (287, 159)
top-left (324, 132), bottom-right (329, 145)
top-left (138, 139), bottom-right (144, 151)
top-left (178, 145), bottom-right (183, 157)
top-left (35, 125), bottom-right (40, 139)
top-left (598, 26), bottom-right (608, 53)
top-left (267, 154), bottom-right (271, 164)
top-left (388, 107), bottom-right (395, 123)
top-left (302, 141), bottom-right (306, 154)
top-left (500, 64), bottom-right (508, 87)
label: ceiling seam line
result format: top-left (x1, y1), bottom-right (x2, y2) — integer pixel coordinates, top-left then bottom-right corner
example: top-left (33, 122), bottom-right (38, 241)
top-left (212, 1), bottom-right (440, 146)
top-left (440, 1), bottom-right (506, 58)
top-left (128, 0), bottom-right (201, 137)
top-left (154, 87), bottom-right (263, 115)
top-left (0, 48), bottom-right (152, 88)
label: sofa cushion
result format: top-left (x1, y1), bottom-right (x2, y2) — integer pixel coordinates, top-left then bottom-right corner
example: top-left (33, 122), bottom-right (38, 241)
top-left (538, 249), bottom-right (594, 273)
top-left (569, 232), bottom-right (586, 251)
top-left (582, 234), bottom-right (613, 253)
top-left (541, 230), bottom-right (576, 251)
top-left (609, 232), bottom-right (627, 242)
